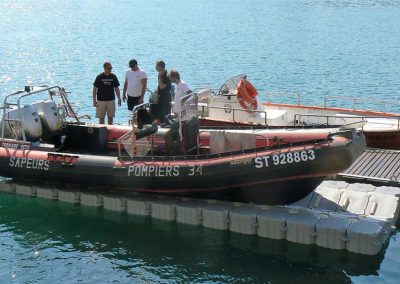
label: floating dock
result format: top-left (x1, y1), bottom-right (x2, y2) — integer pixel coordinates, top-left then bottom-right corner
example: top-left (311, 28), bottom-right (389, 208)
top-left (340, 148), bottom-right (400, 185)
top-left (1, 178), bottom-right (399, 256)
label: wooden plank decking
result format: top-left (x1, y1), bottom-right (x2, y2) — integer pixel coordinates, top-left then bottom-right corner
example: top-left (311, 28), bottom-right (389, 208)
top-left (339, 148), bottom-right (400, 184)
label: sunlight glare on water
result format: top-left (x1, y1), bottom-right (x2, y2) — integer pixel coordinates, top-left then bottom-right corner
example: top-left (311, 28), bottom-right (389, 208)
top-left (1, 0), bottom-right (400, 283)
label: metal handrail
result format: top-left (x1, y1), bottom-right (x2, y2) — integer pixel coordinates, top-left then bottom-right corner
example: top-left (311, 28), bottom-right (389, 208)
top-left (179, 92), bottom-right (198, 141)
top-left (323, 95), bottom-right (394, 112)
top-left (293, 113), bottom-right (400, 130)
top-left (1, 85), bottom-right (80, 141)
top-left (131, 102), bottom-right (150, 127)
top-left (200, 105), bottom-right (268, 126)
top-left (117, 102), bottom-right (153, 159)
top-left (264, 91), bottom-right (397, 114)
top-left (265, 91), bottom-right (301, 106)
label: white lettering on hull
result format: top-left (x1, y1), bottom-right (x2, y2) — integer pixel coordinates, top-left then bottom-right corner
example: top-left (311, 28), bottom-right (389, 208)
top-left (1, 143), bottom-right (30, 150)
top-left (128, 165), bottom-right (203, 177)
top-left (9, 157), bottom-right (50, 171)
top-left (254, 150), bottom-right (316, 168)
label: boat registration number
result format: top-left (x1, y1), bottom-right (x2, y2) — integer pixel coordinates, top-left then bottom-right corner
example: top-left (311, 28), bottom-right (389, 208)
top-left (254, 150), bottom-right (316, 168)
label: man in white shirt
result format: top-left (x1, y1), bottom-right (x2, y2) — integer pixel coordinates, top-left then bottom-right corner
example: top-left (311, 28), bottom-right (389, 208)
top-left (122, 59), bottom-right (148, 111)
top-left (169, 69), bottom-right (192, 114)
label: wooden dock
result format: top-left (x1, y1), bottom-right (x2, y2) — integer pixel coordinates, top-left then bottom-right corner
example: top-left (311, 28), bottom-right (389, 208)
top-left (339, 148), bottom-right (400, 185)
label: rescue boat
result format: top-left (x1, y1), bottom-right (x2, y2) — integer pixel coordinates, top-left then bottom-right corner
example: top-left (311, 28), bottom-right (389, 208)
top-left (0, 86), bottom-right (365, 204)
top-left (198, 75), bottom-right (400, 149)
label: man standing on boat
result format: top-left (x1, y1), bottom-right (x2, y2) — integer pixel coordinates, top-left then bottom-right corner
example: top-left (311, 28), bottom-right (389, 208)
top-left (92, 62), bottom-right (121, 125)
top-left (169, 69), bottom-right (192, 114)
top-left (154, 61), bottom-right (172, 118)
top-left (122, 59), bottom-right (148, 111)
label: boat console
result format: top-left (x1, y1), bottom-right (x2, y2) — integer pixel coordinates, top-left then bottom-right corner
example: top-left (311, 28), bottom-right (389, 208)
top-left (197, 75), bottom-right (290, 126)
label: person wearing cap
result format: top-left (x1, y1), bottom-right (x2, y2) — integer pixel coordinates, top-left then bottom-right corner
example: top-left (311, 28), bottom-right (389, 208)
top-left (92, 61), bottom-right (121, 125)
top-left (122, 59), bottom-right (148, 111)
top-left (169, 69), bottom-right (192, 114)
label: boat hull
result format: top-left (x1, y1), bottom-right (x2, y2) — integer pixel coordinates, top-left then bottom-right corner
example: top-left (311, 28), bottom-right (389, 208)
top-left (364, 131), bottom-right (400, 150)
top-left (0, 131), bottom-right (365, 205)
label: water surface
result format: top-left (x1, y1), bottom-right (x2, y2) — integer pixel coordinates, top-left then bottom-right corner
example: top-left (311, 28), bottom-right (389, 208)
top-left (1, 0), bottom-right (400, 283)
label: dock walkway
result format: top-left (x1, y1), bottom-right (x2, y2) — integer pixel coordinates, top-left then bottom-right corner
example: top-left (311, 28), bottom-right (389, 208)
top-left (340, 148), bottom-right (400, 185)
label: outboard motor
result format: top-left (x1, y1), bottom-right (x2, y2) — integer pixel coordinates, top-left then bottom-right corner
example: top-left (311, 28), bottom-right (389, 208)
top-left (0, 105), bottom-right (42, 141)
top-left (31, 100), bottom-right (62, 133)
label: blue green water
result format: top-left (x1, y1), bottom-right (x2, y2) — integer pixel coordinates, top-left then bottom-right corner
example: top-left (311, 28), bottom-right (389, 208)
top-left (1, 0), bottom-right (400, 283)
top-left (1, 191), bottom-right (399, 284)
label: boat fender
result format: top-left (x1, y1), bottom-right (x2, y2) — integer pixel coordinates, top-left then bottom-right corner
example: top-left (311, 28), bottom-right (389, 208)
top-left (136, 124), bottom-right (158, 139)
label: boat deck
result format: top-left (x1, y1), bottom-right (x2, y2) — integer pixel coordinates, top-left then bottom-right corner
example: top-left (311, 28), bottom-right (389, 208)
top-left (339, 148), bottom-right (400, 185)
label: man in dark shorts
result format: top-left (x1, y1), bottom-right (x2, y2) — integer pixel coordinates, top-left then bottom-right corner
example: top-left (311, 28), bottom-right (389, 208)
top-left (152, 61), bottom-right (172, 122)
top-left (122, 59), bottom-right (148, 111)
top-left (92, 62), bottom-right (121, 125)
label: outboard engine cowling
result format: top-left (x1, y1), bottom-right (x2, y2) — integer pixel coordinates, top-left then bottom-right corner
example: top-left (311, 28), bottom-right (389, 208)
top-left (31, 100), bottom-right (62, 132)
top-left (0, 105), bottom-right (42, 141)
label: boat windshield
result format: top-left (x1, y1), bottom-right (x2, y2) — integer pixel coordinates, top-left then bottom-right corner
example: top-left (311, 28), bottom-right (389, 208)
top-left (217, 74), bottom-right (244, 95)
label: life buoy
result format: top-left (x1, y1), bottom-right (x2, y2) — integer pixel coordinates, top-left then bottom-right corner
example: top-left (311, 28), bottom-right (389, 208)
top-left (237, 79), bottom-right (258, 111)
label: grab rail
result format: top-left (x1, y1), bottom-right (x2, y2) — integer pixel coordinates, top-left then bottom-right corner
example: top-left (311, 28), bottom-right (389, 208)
top-left (264, 91), bottom-right (398, 114)
top-left (323, 96), bottom-right (394, 112)
top-left (1, 85), bottom-right (80, 141)
top-left (131, 102), bottom-right (150, 126)
top-left (293, 113), bottom-right (400, 130)
top-left (265, 91), bottom-right (301, 106)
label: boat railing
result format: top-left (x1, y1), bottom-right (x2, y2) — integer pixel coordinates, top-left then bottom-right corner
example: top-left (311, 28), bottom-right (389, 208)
top-left (265, 91), bottom-right (301, 106)
top-left (178, 92), bottom-right (199, 142)
top-left (131, 102), bottom-right (151, 125)
top-left (323, 95), bottom-right (395, 112)
top-left (293, 113), bottom-right (400, 130)
top-left (1, 85), bottom-right (80, 141)
top-left (199, 105), bottom-right (269, 126)
top-left (118, 102), bottom-right (154, 158)
top-left (118, 93), bottom-right (201, 159)
top-left (262, 91), bottom-right (399, 113)
top-left (264, 91), bottom-right (398, 114)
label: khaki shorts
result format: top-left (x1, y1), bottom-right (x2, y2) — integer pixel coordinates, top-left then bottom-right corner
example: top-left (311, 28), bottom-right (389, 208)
top-left (96, 100), bottom-right (115, 118)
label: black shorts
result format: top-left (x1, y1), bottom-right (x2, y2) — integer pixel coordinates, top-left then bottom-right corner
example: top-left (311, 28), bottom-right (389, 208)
top-left (127, 96), bottom-right (140, 111)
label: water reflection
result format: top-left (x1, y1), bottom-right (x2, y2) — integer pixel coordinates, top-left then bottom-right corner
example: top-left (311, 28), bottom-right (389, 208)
top-left (0, 191), bottom-right (388, 283)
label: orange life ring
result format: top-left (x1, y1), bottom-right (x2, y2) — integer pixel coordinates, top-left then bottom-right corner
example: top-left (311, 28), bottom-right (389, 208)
top-left (237, 79), bottom-right (258, 111)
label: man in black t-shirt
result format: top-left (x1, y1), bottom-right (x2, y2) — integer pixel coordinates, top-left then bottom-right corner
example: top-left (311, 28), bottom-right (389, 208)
top-left (92, 62), bottom-right (121, 125)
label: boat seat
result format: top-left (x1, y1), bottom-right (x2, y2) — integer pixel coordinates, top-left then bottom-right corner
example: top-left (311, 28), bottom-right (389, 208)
top-left (249, 109), bottom-right (287, 125)
top-left (62, 124), bottom-right (108, 153)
